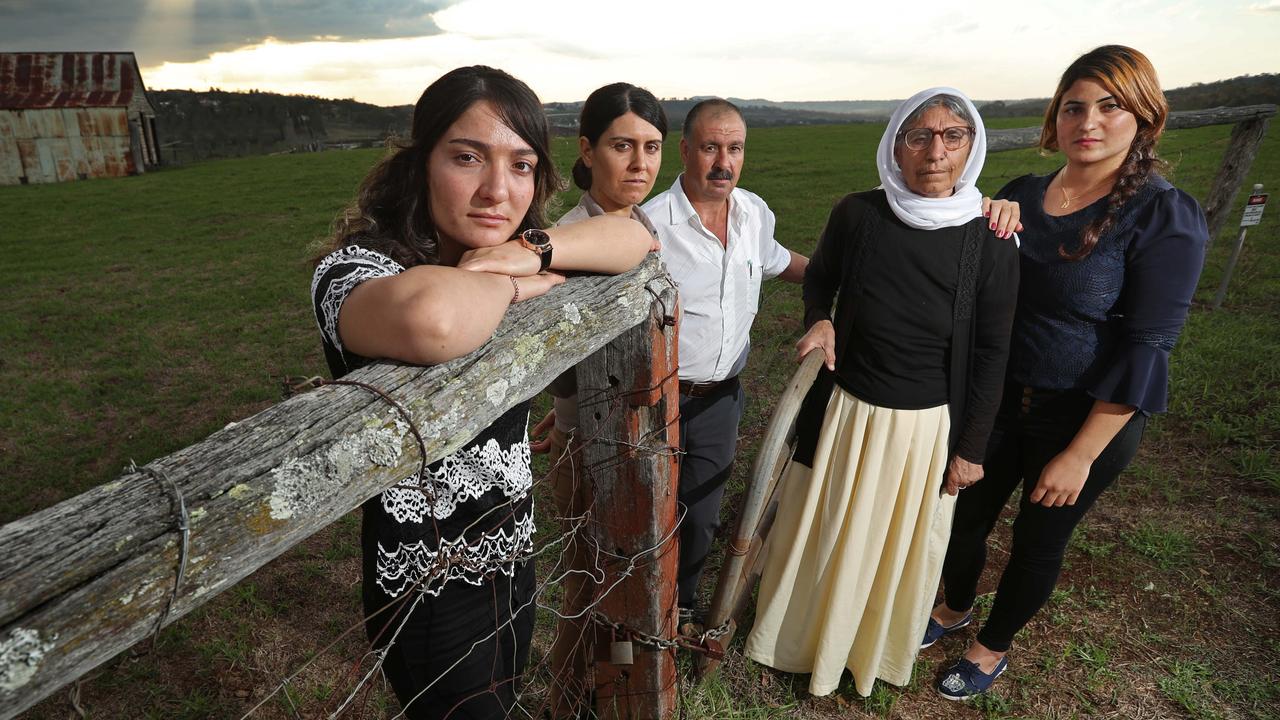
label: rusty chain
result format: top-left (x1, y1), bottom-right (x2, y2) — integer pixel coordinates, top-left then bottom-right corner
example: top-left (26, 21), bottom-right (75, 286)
top-left (589, 611), bottom-right (732, 660)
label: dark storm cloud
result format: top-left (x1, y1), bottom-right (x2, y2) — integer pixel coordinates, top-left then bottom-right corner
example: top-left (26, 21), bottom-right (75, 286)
top-left (0, 0), bottom-right (459, 64)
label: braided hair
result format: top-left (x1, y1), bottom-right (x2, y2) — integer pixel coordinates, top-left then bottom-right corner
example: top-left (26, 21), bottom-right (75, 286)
top-left (1040, 45), bottom-right (1169, 261)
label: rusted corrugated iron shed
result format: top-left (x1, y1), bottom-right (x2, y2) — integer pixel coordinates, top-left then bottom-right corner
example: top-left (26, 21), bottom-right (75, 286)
top-left (0, 52), bottom-right (160, 185)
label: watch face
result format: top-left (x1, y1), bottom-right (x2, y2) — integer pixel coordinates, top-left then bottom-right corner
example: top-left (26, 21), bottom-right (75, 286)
top-left (522, 228), bottom-right (551, 246)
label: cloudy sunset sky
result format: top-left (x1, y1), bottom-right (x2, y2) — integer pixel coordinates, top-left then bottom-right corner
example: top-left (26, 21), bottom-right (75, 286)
top-left (2, 0), bottom-right (1278, 106)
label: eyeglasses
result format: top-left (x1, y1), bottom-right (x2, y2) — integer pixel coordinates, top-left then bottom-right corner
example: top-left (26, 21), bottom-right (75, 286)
top-left (897, 126), bottom-right (975, 152)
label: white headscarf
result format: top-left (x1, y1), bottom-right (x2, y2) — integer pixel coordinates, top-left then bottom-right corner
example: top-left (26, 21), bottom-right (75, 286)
top-left (876, 86), bottom-right (987, 230)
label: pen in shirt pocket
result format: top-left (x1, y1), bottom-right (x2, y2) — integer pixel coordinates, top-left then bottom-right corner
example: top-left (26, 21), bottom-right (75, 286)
top-left (748, 259), bottom-right (754, 278)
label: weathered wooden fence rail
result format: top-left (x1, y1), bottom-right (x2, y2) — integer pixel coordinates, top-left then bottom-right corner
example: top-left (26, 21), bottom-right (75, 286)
top-left (987, 104), bottom-right (1276, 247)
top-left (0, 254), bottom-right (676, 720)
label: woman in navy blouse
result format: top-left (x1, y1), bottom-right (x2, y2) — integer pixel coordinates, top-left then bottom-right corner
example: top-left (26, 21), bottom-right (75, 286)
top-left (926, 46), bottom-right (1208, 699)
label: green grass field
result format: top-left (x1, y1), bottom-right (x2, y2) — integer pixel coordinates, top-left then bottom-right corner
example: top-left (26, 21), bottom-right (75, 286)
top-left (2, 116), bottom-right (1278, 719)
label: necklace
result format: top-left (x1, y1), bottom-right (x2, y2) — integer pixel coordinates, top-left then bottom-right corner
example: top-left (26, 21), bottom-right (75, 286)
top-left (1058, 172), bottom-right (1115, 209)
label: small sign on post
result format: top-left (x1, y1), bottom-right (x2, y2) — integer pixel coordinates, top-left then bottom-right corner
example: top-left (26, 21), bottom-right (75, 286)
top-left (1240, 193), bottom-right (1267, 227)
top-left (1213, 184), bottom-right (1265, 309)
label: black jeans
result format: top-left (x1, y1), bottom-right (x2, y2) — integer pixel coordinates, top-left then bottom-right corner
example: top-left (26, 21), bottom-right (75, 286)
top-left (676, 379), bottom-right (744, 607)
top-left (364, 558), bottom-right (536, 719)
top-left (941, 381), bottom-right (1146, 652)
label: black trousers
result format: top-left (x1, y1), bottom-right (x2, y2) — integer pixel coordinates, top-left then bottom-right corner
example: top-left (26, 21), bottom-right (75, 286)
top-left (676, 380), bottom-right (744, 608)
top-left (941, 381), bottom-right (1146, 652)
top-left (363, 558), bottom-right (536, 720)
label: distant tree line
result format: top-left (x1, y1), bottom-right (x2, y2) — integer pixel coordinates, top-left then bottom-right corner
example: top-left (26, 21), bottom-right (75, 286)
top-left (152, 89), bottom-right (411, 163)
top-left (979, 73), bottom-right (1280, 119)
top-left (150, 74), bottom-right (1278, 163)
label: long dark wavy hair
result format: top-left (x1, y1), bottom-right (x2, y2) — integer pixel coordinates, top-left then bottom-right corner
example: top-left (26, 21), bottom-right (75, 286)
top-left (320, 66), bottom-right (562, 268)
top-left (1041, 45), bottom-right (1169, 261)
top-left (571, 83), bottom-right (669, 191)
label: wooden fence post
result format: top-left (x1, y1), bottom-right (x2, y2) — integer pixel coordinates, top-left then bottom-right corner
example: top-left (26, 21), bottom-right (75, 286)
top-left (1203, 117), bottom-right (1271, 247)
top-left (577, 280), bottom-right (680, 720)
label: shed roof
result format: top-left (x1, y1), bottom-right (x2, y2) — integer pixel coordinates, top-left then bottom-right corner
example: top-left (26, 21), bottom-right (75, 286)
top-left (0, 52), bottom-right (153, 110)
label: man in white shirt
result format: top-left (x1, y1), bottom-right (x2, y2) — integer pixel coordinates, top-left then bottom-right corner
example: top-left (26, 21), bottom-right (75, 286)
top-left (643, 99), bottom-right (807, 614)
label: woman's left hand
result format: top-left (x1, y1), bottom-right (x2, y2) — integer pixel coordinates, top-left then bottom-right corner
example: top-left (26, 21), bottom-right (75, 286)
top-left (944, 456), bottom-right (984, 496)
top-left (796, 320), bottom-right (836, 370)
top-left (458, 240), bottom-right (542, 276)
top-left (982, 198), bottom-right (1023, 239)
top-left (1030, 449), bottom-right (1091, 506)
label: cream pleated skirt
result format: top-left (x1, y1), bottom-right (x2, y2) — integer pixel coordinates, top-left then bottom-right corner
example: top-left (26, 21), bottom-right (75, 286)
top-left (744, 387), bottom-right (955, 697)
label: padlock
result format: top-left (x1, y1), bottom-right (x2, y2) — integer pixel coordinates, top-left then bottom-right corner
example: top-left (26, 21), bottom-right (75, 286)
top-left (609, 639), bottom-right (634, 665)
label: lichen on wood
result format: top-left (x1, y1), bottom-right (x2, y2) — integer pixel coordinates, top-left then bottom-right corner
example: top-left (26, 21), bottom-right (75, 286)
top-left (267, 416), bottom-right (409, 520)
top-left (0, 628), bottom-right (54, 693)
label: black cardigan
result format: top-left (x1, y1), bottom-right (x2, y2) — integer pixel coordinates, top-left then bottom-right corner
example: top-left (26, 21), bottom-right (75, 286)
top-left (794, 190), bottom-right (1020, 467)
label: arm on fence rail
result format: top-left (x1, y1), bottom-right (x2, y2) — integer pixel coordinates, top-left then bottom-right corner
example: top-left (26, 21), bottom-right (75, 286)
top-left (0, 253), bottom-right (672, 720)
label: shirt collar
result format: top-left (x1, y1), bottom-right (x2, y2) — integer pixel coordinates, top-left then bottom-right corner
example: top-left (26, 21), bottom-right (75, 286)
top-left (665, 174), bottom-right (698, 226)
top-left (579, 189), bottom-right (659, 237)
top-left (666, 173), bottom-right (740, 228)
top-left (576, 191), bottom-right (605, 217)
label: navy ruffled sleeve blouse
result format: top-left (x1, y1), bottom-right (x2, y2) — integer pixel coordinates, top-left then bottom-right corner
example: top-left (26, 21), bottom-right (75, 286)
top-left (996, 171), bottom-right (1207, 414)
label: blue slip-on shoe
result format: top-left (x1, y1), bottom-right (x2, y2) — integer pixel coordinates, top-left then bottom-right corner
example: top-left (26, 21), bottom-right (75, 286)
top-left (936, 656), bottom-right (1008, 700)
top-left (920, 611), bottom-right (972, 649)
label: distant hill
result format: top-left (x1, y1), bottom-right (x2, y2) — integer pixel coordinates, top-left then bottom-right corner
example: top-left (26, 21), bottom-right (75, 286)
top-left (978, 73), bottom-right (1280, 119)
top-left (544, 98), bottom-right (867, 134)
top-left (150, 73), bottom-right (1278, 163)
top-left (729, 98), bottom-right (903, 118)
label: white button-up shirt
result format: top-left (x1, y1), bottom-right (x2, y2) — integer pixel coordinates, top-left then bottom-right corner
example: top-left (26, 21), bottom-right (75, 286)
top-left (644, 174), bottom-right (792, 383)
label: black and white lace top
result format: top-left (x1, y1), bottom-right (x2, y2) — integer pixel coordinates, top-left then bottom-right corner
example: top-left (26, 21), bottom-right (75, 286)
top-left (311, 245), bottom-right (534, 598)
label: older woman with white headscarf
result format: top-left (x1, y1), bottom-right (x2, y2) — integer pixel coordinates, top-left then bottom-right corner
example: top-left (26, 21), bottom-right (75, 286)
top-left (744, 87), bottom-right (1020, 697)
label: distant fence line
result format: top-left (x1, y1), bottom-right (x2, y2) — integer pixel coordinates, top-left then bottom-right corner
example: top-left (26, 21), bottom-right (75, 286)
top-left (987, 104), bottom-right (1276, 246)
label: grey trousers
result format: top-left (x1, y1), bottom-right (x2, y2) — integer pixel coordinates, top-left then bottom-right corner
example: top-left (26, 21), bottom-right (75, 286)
top-left (676, 380), bottom-right (744, 608)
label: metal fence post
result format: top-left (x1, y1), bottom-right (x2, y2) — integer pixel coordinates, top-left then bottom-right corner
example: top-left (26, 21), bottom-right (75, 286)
top-left (1212, 183), bottom-right (1265, 309)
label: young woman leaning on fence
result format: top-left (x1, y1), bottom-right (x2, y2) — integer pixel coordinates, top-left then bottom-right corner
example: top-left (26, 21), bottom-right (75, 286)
top-left (310, 65), bottom-right (652, 720)
top-left (927, 45), bottom-right (1209, 700)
